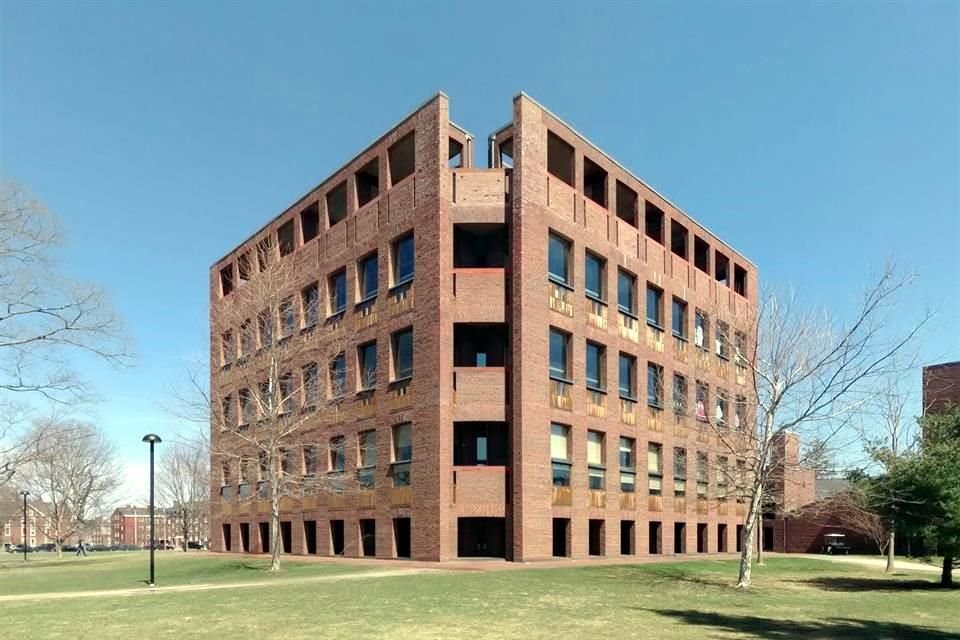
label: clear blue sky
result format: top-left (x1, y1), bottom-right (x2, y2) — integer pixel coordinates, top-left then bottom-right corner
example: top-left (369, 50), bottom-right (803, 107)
top-left (1, 1), bottom-right (958, 498)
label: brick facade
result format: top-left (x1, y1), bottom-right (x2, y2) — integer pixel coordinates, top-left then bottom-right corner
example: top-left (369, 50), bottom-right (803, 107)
top-left (209, 93), bottom-right (757, 562)
top-left (923, 361), bottom-right (960, 415)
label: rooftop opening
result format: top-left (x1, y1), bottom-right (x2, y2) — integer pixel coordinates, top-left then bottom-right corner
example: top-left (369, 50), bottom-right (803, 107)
top-left (300, 202), bottom-right (319, 243)
top-left (388, 132), bottom-right (416, 186)
top-left (671, 220), bottom-right (689, 259)
top-left (715, 251), bottom-right (730, 286)
top-left (616, 180), bottom-right (638, 227)
top-left (547, 131), bottom-right (574, 186)
top-left (645, 201), bottom-right (665, 245)
top-left (454, 422), bottom-right (508, 466)
top-left (583, 157), bottom-right (607, 208)
top-left (355, 158), bottom-right (380, 208)
top-left (237, 252), bottom-right (251, 284)
top-left (326, 181), bottom-right (347, 227)
top-left (277, 220), bottom-right (295, 257)
top-left (694, 236), bottom-right (710, 274)
top-left (454, 223), bottom-right (507, 268)
top-left (220, 264), bottom-right (234, 296)
top-left (734, 265), bottom-right (748, 296)
top-left (498, 137), bottom-right (513, 169)
top-left (448, 138), bottom-right (464, 169)
top-left (256, 237), bottom-right (272, 272)
top-left (454, 323), bottom-right (507, 367)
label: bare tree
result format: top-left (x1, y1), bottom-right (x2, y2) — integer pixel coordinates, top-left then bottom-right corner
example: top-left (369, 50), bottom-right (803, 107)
top-left (174, 237), bottom-right (358, 572)
top-left (21, 418), bottom-right (121, 556)
top-left (0, 181), bottom-right (132, 488)
top-left (702, 262), bottom-right (927, 588)
top-left (158, 440), bottom-right (210, 551)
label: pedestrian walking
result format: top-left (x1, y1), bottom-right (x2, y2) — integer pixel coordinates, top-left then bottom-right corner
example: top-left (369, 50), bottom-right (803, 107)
top-left (76, 538), bottom-right (87, 557)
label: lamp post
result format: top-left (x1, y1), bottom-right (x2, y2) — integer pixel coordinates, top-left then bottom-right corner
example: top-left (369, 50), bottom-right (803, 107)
top-left (19, 491), bottom-right (29, 562)
top-left (142, 434), bottom-right (162, 587)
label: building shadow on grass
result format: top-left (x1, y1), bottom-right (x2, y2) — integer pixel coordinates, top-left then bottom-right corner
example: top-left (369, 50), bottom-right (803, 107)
top-left (797, 576), bottom-right (957, 592)
top-left (651, 610), bottom-right (956, 640)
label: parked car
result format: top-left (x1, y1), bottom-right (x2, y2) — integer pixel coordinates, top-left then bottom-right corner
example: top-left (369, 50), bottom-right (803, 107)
top-left (62, 544), bottom-right (78, 552)
top-left (187, 541), bottom-right (204, 550)
top-left (36, 543), bottom-right (56, 552)
top-left (821, 533), bottom-right (851, 555)
top-left (8, 544), bottom-right (35, 553)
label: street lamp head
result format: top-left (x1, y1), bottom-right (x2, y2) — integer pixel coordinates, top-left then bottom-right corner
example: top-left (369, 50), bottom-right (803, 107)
top-left (20, 490), bottom-right (29, 497)
top-left (142, 434), bottom-right (162, 444)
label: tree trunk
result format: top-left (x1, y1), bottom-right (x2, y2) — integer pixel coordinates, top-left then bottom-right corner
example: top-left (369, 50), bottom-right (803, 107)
top-left (269, 492), bottom-right (281, 572)
top-left (182, 523), bottom-right (189, 552)
top-left (737, 483), bottom-right (764, 588)
top-left (942, 554), bottom-right (953, 588)
top-left (885, 529), bottom-right (895, 573)
top-left (56, 541), bottom-right (62, 559)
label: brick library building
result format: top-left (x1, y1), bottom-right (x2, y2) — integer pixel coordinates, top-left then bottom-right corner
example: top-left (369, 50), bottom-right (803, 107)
top-left (209, 93), bottom-right (758, 562)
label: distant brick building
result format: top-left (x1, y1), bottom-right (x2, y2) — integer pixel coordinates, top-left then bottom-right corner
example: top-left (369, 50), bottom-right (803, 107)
top-left (923, 360), bottom-right (960, 415)
top-left (111, 506), bottom-right (177, 546)
top-left (210, 93), bottom-right (758, 561)
top-left (0, 501), bottom-right (58, 548)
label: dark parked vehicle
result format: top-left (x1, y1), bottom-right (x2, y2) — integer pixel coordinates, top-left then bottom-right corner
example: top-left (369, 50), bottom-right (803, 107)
top-left (36, 543), bottom-right (56, 552)
top-left (8, 544), bottom-right (35, 553)
top-left (62, 544), bottom-right (78, 552)
top-left (187, 541), bottom-right (205, 550)
top-left (821, 533), bottom-right (851, 555)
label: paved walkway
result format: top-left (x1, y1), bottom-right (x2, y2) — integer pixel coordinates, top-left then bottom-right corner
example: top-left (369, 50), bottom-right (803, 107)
top-left (790, 553), bottom-right (941, 574)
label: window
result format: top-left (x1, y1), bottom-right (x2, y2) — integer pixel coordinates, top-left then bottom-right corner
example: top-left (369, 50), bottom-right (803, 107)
top-left (648, 443), bottom-right (663, 496)
top-left (616, 180), bottom-right (638, 226)
top-left (329, 269), bottom-right (347, 315)
top-left (587, 430), bottom-right (605, 490)
top-left (696, 453), bottom-right (708, 497)
top-left (619, 353), bottom-right (637, 400)
top-left (715, 251), bottom-right (730, 286)
top-left (277, 220), bottom-right (295, 257)
top-left (674, 448), bottom-right (687, 497)
top-left (239, 388), bottom-right (255, 424)
top-left (670, 220), bottom-right (689, 259)
top-left (357, 341), bottom-right (377, 390)
top-left (551, 423), bottom-right (571, 486)
top-left (585, 341), bottom-right (606, 391)
top-left (300, 202), bottom-right (319, 243)
top-left (358, 253), bottom-right (378, 301)
top-left (647, 363), bottom-right (664, 408)
top-left (358, 430), bottom-right (376, 488)
top-left (583, 157), bottom-right (607, 207)
top-left (326, 181), bottom-right (347, 227)
top-left (716, 321), bottom-right (730, 359)
top-left (388, 132), bottom-right (415, 186)
top-left (549, 329), bottom-right (571, 380)
top-left (673, 374), bottom-right (688, 415)
top-left (220, 265), bottom-right (234, 296)
top-left (672, 298), bottom-right (687, 339)
top-left (716, 390), bottom-right (729, 426)
top-left (448, 137), bottom-right (464, 168)
top-left (734, 264), bottom-right (748, 296)
top-left (717, 456), bottom-right (729, 498)
top-left (619, 437), bottom-right (635, 469)
top-left (546, 131), bottom-right (574, 186)
top-left (355, 158), bottom-right (379, 207)
top-left (240, 319), bottom-right (254, 357)
top-left (257, 238), bottom-right (271, 272)
top-left (617, 269), bottom-right (637, 315)
top-left (392, 234), bottom-right (414, 286)
top-left (280, 447), bottom-right (296, 476)
top-left (735, 331), bottom-right (747, 362)
top-left (303, 445), bottom-right (319, 476)
top-left (584, 252), bottom-right (605, 301)
top-left (329, 353), bottom-right (346, 398)
top-left (646, 285), bottom-right (663, 327)
top-left (694, 309), bottom-right (709, 350)
top-left (221, 330), bottom-right (234, 366)
top-left (645, 202), bottom-right (665, 244)
top-left (696, 381), bottom-right (709, 422)
top-left (694, 236), bottom-right (710, 273)
top-left (280, 297), bottom-right (296, 338)
top-left (237, 253), bottom-right (251, 284)
top-left (735, 395), bottom-right (747, 431)
top-left (329, 436), bottom-right (346, 473)
top-left (302, 363), bottom-right (319, 407)
top-left (257, 309), bottom-right (273, 348)
top-left (392, 328), bottom-right (413, 380)
top-left (221, 394), bottom-right (234, 427)
top-left (548, 233), bottom-right (571, 286)
top-left (279, 373), bottom-right (294, 414)
top-left (392, 422), bottom-right (411, 487)
top-left (301, 283), bottom-right (319, 329)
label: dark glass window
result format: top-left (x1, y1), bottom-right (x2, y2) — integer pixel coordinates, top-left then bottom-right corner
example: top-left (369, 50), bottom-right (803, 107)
top-left (619, 353), bottom-right (636, 399)
top-left (586, 342), bottom-right (605, 391)
top-left (647, 363), bottom-right (664, 408)
top-left (302, 283), bottom-right (319, 328)
top-left (672, 298), bottom-right (687, 338)
top-left (549, 329), bottom-right (570, 380)
top-left (618, 270), bottom-right (636, 315)
top-left (393, 234), bottom-right (414, 285)
top-left (359, 253), bottom-right (378, 301)
top-left (329, 354), bottom-right (346, 398)
top-left (330, 270), bottom-right (346, 315)
top-left (646, 285), bottom-right (663, 327)
top-left (358, 342), bottom-right (377, 390)
top-left (585, 252), bottom-right (604, 301)
top-left (548, 233), bottom-right (570, 285)
top-left (393, 328), bottom-right (413, 379)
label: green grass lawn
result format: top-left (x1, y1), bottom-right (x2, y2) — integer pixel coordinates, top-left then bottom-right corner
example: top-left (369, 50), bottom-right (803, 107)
top-left (1, 554), bottom-right (957, 639)
top-left (0, 551), bottom-right (368, 595)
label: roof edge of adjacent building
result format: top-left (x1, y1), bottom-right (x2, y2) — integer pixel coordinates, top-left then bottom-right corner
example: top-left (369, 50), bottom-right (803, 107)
top-left (512, 91), bottom-right (757, 269)
top-left (924, 360), bottom-right (960, 371)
